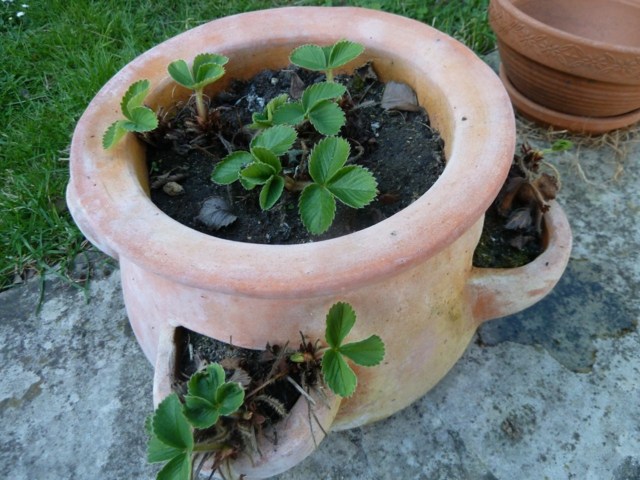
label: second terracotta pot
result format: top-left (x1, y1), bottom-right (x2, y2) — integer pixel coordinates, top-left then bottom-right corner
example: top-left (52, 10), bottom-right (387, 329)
top-left (489, 0), bottom-right (640, 133)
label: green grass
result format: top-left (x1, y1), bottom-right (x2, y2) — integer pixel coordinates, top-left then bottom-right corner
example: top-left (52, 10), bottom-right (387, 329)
top-left (0, 0), bottom-right (492, 290)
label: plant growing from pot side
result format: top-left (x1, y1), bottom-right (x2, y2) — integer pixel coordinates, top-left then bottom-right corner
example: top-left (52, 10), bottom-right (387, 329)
top-left (147, 302), bottom-right (385, 480)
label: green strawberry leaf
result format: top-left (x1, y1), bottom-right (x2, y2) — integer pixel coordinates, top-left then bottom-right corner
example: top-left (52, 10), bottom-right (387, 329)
top-left (121, 79), bottom-right (151, 119)
top-left (102, 121), bottom-right (128, 150)
top-left (251, 146), bottom-right (282, 173)
top-left (167, 59), bottom-right (194, 89)
top-left (339, 335), bottom-right (385, 367)
top-left (250, 94), bottom-right (289, 129)
top-left (157, 452), bottom-right (191, 480)
top-left (309, 136), bottom-right (350, 185)
top-left (307, 101), bottom-right (345, 136)
top-left (272, 102), bottom-right (306, 126)
top-left (212, 151), bottom-right (254, 184)
top-left (250, 125), bottom-right (297, 156)
top-left (299, 183), bottom-right (336, 235)
top-left (147, 435), bottom-right (185, 464)
top-left (289, 44), bottom-right (328, 71)
top-left (152, 393), bottom-right (193, 451)
top-left (328, 40), bottom-right (365, 69)
top-left (301, 82), bottom-right (346, 111)
top-left (241, 161), bottom-right (276, 186)
top-left (188, 363), bottom-right (225, 402)
top-left (259, 175), bottom-right (285, 210)
top-left (192, 63), bottom-right (225, 90)
top-left (122, 107), bottom-right (158, 132)
top-left (183, 395), bottom-right (220, 429)
top-left (324, 301), bottom-right (356, 348)
top-left (322, 348), bottom-right (357, 397)
top-left (193, 53), bottom-right (228, 73)
top-left (216, 382), bottom-right (245, 415)
top-left (326, 165), bottom-right (378, 208)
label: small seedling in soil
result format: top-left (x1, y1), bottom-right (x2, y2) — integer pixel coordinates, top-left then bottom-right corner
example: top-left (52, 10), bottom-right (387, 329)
top-left (290, 39), bottom-right (365, 83)
top-left (103, 80), bottom-right (158, 149)
top-left (271, 81), bottom-right (347, 135)
top-left (212, 129), bottom-right (378, 234)
top-left (249, 93), bottom-right (288, 129)
top-left (168, 53), bottom-right (229, 125)
top-left (146, 302), bottom-right (384, 479)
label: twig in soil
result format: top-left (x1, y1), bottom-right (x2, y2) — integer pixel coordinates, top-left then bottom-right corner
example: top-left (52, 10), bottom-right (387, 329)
top-left (150, 170), bottom-right (187, 189)
top-left (348, 141), bottom-right (365, 162)
top-left (217, 132), bottom-right (235, 155)
top-left (286, 375), bottom-right (316, 406)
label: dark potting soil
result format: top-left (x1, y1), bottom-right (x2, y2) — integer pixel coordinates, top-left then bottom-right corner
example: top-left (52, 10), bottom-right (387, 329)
top-left (147, 66), bottom-right (446, 244)
top-left (146, 66), bottom-right (546, 267)
top-left (472, 206), bottom-right (544, 268)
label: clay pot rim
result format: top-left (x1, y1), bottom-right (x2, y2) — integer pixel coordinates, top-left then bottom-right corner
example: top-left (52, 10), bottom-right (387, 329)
top-left (492, 0), bottom-right (640, 57)
top-left (68, 6), bottom-right (515, 298)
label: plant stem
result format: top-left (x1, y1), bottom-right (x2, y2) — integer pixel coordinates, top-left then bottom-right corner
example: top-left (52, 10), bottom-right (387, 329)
top-left (326, 69), bottom-right (334, 83)
top-left (195, 89), bottom-right (207, 124)
top-left (284, 175), bottom-right (311, 192)
top-left (193, 442), bottom-right (226, 452)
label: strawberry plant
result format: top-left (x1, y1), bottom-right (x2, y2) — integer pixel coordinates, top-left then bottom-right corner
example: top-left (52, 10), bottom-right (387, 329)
top-left (103, 80), bottom-right (158, 149)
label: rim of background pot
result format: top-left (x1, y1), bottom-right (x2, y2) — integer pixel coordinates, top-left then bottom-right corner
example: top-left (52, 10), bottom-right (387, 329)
top-left (68, 6), bottom-right (515, 299)
top-left (489, 0), bottom-right (640, 85)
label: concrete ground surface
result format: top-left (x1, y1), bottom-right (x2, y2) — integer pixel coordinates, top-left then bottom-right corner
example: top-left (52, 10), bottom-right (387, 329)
top-left (2, 55), bottom-right (640, 479)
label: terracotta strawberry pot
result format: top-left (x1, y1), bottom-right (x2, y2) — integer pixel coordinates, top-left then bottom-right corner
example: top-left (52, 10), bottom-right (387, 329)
top-left (489, 0), bottom-right (640, 133)
top-left (67, 6), bottom-right (572, 476)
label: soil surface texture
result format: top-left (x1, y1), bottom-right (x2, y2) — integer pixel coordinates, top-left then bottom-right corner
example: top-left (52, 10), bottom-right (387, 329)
top-left (148, 66), bottom-right (446, 244)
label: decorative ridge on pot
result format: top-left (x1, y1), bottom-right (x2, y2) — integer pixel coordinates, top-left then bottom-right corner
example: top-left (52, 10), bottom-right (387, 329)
top-left (67, 6), bottom-right (516, 299)
top-left (488, 0), bottom-right (640, 85)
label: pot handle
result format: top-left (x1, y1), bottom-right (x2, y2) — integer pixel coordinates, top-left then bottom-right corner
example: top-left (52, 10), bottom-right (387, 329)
top-left (152, 324), bottom-right (342, 480)
top-left (467, 202), bottom-right (572, 325)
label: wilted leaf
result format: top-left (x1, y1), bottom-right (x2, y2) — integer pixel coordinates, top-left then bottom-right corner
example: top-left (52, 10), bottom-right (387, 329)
top-left (533, 173), bottom-right (558, 202)
top-left (509, 235), bottom-right (535, 250)
top-left (289, 72), bottom-right (306, 99)
top-left (505, 208), bottom-right (533, 230)
top-left (195, 197), bottom-right (237, 230)
top-left (381, 81), bottom-right (420, 112)
top-left (354, 62), bottom-right (378, 82)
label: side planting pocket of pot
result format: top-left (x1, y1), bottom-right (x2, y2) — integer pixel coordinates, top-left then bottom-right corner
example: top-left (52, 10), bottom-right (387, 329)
top-left (152, 323), bottom-right (342, 480)
top-left (466, 202), bottom-right (572, 325)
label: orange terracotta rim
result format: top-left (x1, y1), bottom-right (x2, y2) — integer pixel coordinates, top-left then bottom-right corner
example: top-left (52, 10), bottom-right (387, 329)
top-left (68, 7), bottom-right (516, 298)
top-left (500, 66), bottom-right (640, 134)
